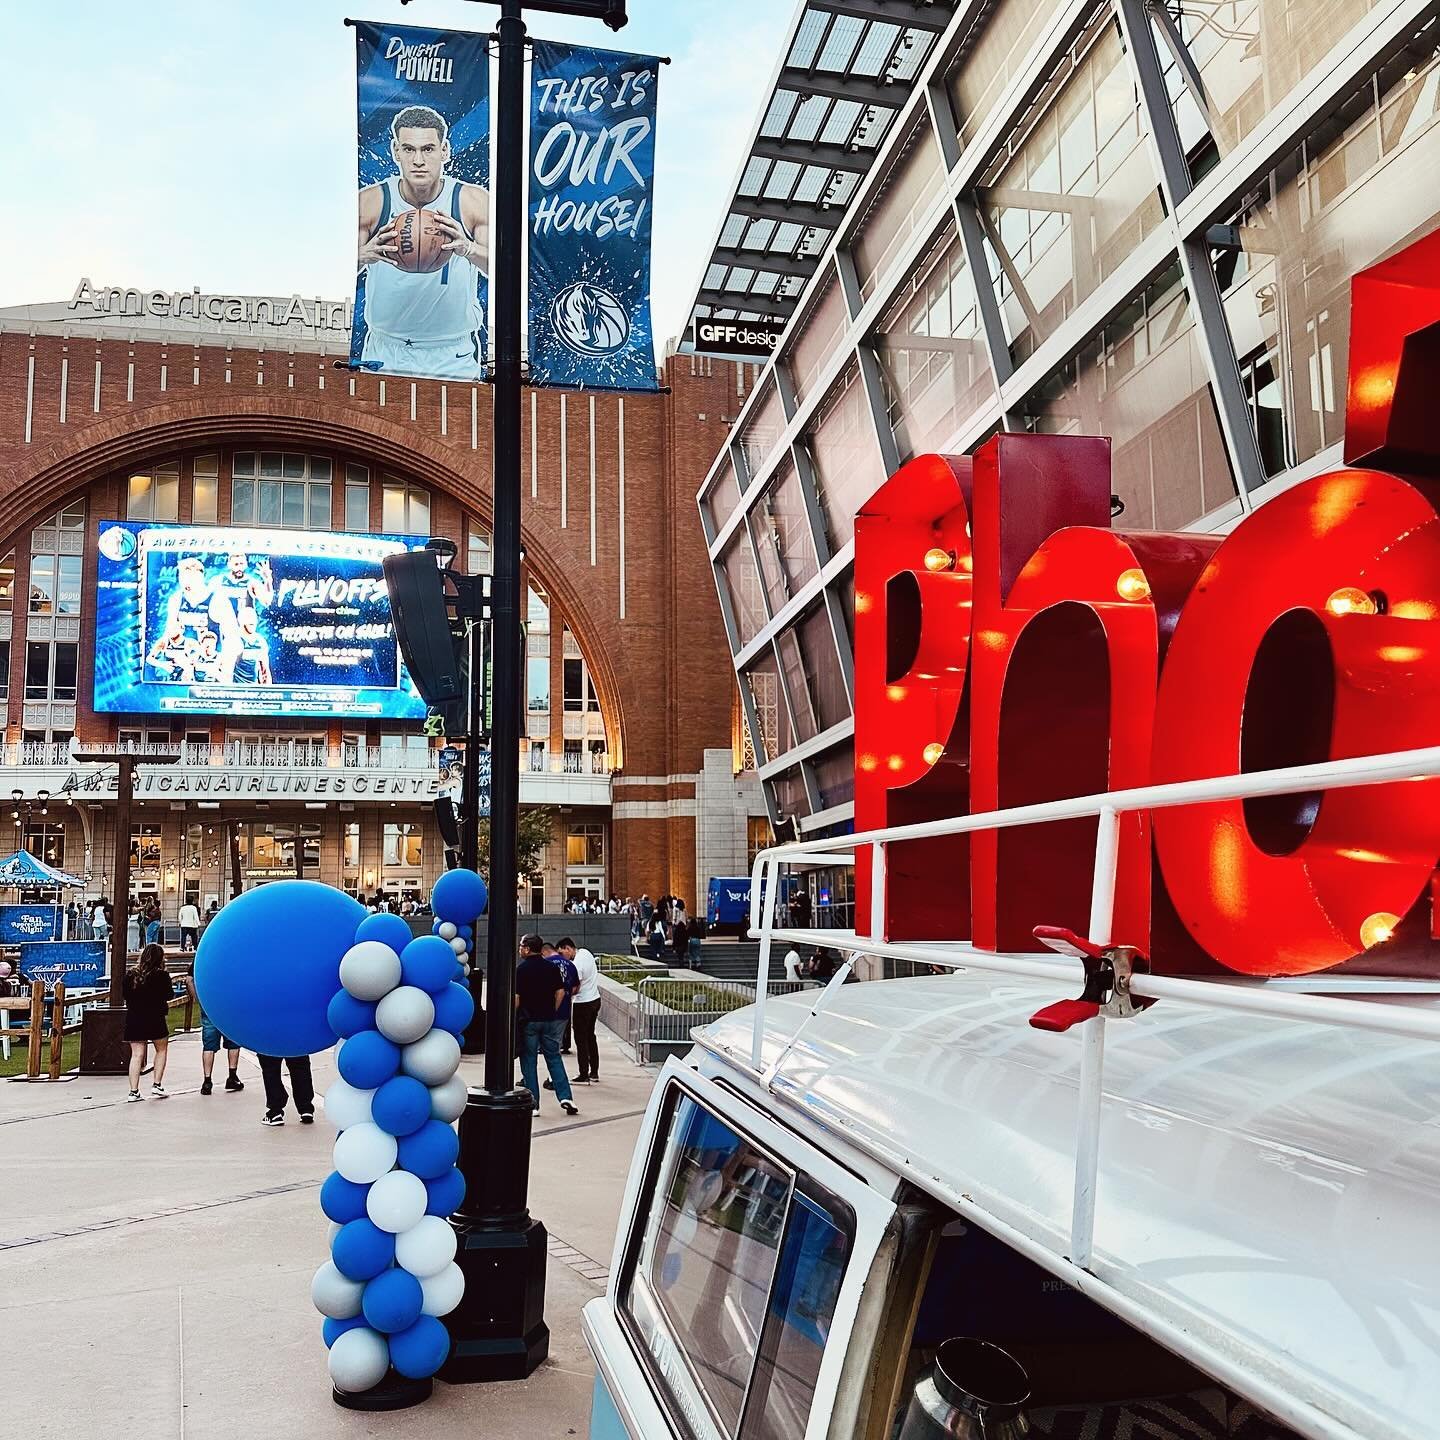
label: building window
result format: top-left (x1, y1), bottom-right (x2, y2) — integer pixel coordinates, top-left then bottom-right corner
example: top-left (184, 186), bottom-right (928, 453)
top-left (527, 584), bottom-right (550, 633)
top-left (566, 823), bottom-right (604, 866)
top-left (343, 822), bottom-right (361, 872)
top-left (527, 656), bottom-right (551, 718)
top-left (232, 453), bottom-right (333, 529)
top-left (192, 455), bottom-right (220, 523)
top-left (0, 640), bottom-right (9, 702)
top-left (0, 550), bottom-right (14, 611)
top-left (749, 462), bottom-right (820, 613)
top-left (382, 479), bottom-right (430, 535)
top-left (563, 658), bottom-right (584, 713)
top-left (345, 464), bottom-right (371, 531)
top-left (563, 738), bottom-right (583, 771)
top-left (529, 740), bottom-right (546, 771)
top-left (746, 816), bottom-right (773, 870)
top-left (127, 460), bottom-right (180, 521)
top-left (132, 824), bottom-right (163, 879)
top-left (383, 822), bottom-right (423, 869)
top-left (25, 642), bottom-right (77, 702)
top-left (29, 554), bottom-right (81, 616)
top-left (23, 821), bottom-right (65, 869)
top-left (468, 521), bottom-right (492, 575)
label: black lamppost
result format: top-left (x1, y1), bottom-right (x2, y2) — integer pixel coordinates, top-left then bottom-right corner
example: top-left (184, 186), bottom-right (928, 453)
top-left (388, 0), bottom-right (628, 1386)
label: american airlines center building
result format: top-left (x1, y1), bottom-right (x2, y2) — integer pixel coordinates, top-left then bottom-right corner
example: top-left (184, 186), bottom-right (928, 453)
top-left (0, 280), bottom-right (770, 921)
top-left (692, 0), bottom-right (1440, 930)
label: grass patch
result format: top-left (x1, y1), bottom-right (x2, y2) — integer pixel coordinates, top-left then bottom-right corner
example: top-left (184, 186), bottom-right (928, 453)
top-left (0, 993), bottom-right (198, 1079)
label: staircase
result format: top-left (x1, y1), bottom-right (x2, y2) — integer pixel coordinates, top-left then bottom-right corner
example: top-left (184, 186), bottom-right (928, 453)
top-left (689, 941), bottom-right (789, 983)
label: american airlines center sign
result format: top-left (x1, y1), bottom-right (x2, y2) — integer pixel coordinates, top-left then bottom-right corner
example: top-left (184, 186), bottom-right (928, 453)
top-left (67, 278), bottom-right (354, 333)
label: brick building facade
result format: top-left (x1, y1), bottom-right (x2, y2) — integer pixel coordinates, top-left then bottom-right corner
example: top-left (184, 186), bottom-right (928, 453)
top-left (0, 287), bottom-right (767, 918)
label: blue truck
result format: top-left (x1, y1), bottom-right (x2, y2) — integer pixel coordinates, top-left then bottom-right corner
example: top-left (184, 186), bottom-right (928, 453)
top-left (706, 875), bottom-right (796, 935)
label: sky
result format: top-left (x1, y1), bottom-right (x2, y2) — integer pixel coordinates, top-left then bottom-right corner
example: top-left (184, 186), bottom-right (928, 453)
top-left (1, 0), bottom-right (794, 346)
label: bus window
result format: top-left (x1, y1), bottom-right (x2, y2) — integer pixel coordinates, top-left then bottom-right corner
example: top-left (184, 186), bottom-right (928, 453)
top-left (620, 1092), bottom-right (855, 1440)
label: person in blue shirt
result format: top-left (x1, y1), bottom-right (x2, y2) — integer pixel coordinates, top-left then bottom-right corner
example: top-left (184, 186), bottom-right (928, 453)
top-left (514, 934), bottom-right (577, 1116)
top-left (540, 940), bottom-right (579, 1093)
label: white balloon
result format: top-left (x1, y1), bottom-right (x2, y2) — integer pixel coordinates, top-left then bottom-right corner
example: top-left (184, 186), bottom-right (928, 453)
top-left (429, 1073), bottom-right (469, 1123)
top-left (437, 921), bottom-right (458, 940)
top-left (449, 936), bottom-right (468, 955)
top-left (375, 985), bottom-right (436, 1046)
top-left (328, 1326), bottom-right (390, 1394)
top-left (460, 961), bottom-right (471, 976)
top-left (395, 1215), bottom-right (458, 1277)
top-left (401, 1029), bottom-right (462, 1086)
top-left (311, 1260), bottom-right (365, 1319)
top-left (339, 941), bottom-right (403, 1002)
top-left (323, 1078), bottom-right (376, 1131)
top-left (332, 1122), bottom-right (398, 1184)
top-left (366, 1169), bottom-right (428, 1234)
top-left (419, 1262), bottom-right (465, 1317)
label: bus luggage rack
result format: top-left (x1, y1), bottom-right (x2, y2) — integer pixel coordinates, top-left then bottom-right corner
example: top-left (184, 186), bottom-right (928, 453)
top-left (743, 744), bottom-right (1440, 1270)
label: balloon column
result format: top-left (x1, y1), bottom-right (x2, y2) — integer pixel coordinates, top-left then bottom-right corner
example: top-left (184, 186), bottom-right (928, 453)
top-left (192, 872), bottom-right (487, 1407)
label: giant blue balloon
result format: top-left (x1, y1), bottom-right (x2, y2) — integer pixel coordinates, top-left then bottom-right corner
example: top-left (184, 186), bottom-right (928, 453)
top-left (400, 936), bottom-right (459, 995)
top-left (424, 1167), bottom-right (466, 1217)
top-left (337, 1029), bottom-right (401, 1090)
top-left (431, 982), bottom-right (475, 1036)
top-left (320, 1172), bottom-right (371, 1225)
top-left (362, 1268), bottom-right (424, 1335)
top-left (388, 1314), bottom-right (451, 1379)
top-left (194, 881), bottom-right (364, 1056)
top-left (327, 990), bottom-right (378, 1040)
top-left (397, 1119), bottom-right (460, 1179)
top-left (371, 1075), bottom-right (431, 1138)
top-left (431, 869), bottom-right (488, 925)
top-left (332, 1219), bottom-right (396, 1281)
top-left (356, 912), bottom-right (414, 955)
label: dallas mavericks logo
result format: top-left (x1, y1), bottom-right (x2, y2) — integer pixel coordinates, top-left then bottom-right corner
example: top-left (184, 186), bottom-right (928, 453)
top-left (550, 282), bottom-right (629, 358)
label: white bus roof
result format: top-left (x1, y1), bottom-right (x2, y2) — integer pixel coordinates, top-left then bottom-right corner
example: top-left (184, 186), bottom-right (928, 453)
top-left (693, 974), bottom-right (1440, 1440)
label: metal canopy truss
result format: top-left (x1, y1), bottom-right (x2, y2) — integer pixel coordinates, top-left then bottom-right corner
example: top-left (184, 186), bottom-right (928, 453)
top-left (684, 0), bottom-right (961, 325)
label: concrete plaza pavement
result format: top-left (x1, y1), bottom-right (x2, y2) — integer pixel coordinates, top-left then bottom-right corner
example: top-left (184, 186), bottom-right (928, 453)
top-left (1, 1021), bottom-right (658, 1439)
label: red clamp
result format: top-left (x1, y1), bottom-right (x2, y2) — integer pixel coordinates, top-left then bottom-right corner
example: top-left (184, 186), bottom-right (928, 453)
top-left (1028, 926), bottom-right (1154, 1032)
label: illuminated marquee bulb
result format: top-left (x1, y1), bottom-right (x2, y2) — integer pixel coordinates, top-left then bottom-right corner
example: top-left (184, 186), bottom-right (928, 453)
top-left (1326, 587), bottom-right (1378, 617)
top-left (1359, 911), bottom-right (1400, 949)
top-left (922, 742), bottom-right (944, 766)
top-left (1115, 568), bottom-right (1150, 602)
top-left (923, 547), bottom-right (955, 572)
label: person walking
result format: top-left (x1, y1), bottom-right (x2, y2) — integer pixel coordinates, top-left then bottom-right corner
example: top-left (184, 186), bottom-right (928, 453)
top-left (514, 933), bottom-right (577, 1115)
top-left (143, 896), bottom-right (163, 948)
top-left (258, 1054), bottom-right (314, 1126)
top-left (185, 975), bottom-right (244, 1096)
top-left (177, 898), bottom-right (201, 951)
top-left (540, 940), bottom-right (579, 1088)
top-left (647, 910), bottom-right (668, 962)
top-left (687, 909), bottom-right (706, 965)
top-left (123, 943), bottom-right (173, 1102)
top-left (558, 937), bottom-right (600, 1083)
top-left (672, 910), bottom-right (689, 965)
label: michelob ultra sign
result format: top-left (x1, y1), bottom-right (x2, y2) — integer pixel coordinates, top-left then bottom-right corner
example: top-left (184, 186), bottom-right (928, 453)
top-left (854, 229), bottom-right (1440, 981)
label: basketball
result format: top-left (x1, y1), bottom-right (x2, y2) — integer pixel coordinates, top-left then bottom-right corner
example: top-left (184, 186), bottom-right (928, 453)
top-left (393, 208), bottom-right (448, 274)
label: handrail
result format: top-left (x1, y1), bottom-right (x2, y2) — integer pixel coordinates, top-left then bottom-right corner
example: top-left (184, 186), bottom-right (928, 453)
top-left (743, 743), bottom-right (1440, 1272)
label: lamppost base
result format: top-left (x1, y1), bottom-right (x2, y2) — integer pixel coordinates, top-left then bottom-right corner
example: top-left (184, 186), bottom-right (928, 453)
top-left (442, 1088), bottom-right (550, 1383)
top-left (79, 1005), bottom-right (130, 1074)
top-left (332, 1372), bottom-right (433, 1410)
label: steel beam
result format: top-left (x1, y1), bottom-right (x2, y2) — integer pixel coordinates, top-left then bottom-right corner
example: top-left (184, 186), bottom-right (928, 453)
top-left (712, 246), bottom-right (818, 279)
top-left (779, 66), bottom-right (904, 108)
top-left (806, 0), bottom-right (951, 34)
top-left (751, 135), bottom-right (871, 172)
top-left (729, 192), bottom-right (839, 225)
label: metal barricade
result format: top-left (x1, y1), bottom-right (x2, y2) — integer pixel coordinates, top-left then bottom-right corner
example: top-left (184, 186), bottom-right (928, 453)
top-left (633, 977), bottom-right (817, 1064)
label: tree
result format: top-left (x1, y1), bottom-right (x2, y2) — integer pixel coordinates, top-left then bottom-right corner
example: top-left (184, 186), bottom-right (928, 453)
top-left (475, 805), bottom-right (555, 890)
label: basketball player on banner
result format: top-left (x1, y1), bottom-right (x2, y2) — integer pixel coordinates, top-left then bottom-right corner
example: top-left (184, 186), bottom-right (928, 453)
top-left (357, 105), bottom-right (490, 380)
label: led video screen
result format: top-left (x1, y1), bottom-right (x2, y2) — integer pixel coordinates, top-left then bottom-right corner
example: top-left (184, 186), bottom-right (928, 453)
top-left (94, 521), bottom-right (429, 719)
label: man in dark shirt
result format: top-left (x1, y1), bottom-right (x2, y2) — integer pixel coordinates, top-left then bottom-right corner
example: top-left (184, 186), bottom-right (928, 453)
top-left (515, 933), bottom-right (577, 1115)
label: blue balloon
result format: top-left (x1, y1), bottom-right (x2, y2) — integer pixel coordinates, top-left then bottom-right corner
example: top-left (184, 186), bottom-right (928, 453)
top-left (453, 963), bottom-right (468, 983)
top-left (388, 1314), bottom-right (451, 1379)
top-left (432, 982), bottom-right (475, 1036)
top-left (425, 1167), bottom-right (466, 1217)
top-left (321, 1172), bottom-right (371, 1225)
top-left (397, 1119), bottom-right (461, 1179)
top-left (327, 990), bottom-right (377, 1040)
top-left (332, 1218), bottom-right (397, 1281)
top-left (194, 881), bottom-right (364, 1056)
top-left (432, 868), bottom-right (488, 925)
top-left (355, 912), bottom-right (415, 955)
top-left (322, 1315), bottom-right (368, 1348)
top-left (459, 925), bottom-right (473, 939)
top-left (337, 1029), bottom-right (401, 1089)
top-left (371, 1075), bottom-right (432, 1137)
top-left (401, 936), bottom-right (459, 995)
top-left (363, 1268), bottom-right (424, 1335)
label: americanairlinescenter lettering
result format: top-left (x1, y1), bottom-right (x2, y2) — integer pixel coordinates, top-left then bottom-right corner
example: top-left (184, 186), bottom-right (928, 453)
top-left (68, 278), bottom-right (353, 332)
top-left (55, 770), bottom-right (439, 800)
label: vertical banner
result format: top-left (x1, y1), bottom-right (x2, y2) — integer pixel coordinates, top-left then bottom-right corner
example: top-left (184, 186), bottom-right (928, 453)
top-left (528, 42), bottom-right (661, 392)
top-left (352, 22), bottom-right (490, 382)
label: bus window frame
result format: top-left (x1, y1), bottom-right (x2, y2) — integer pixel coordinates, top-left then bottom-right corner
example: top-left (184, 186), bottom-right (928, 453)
top-left (613, 1064), bottom-right (893, 1440)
